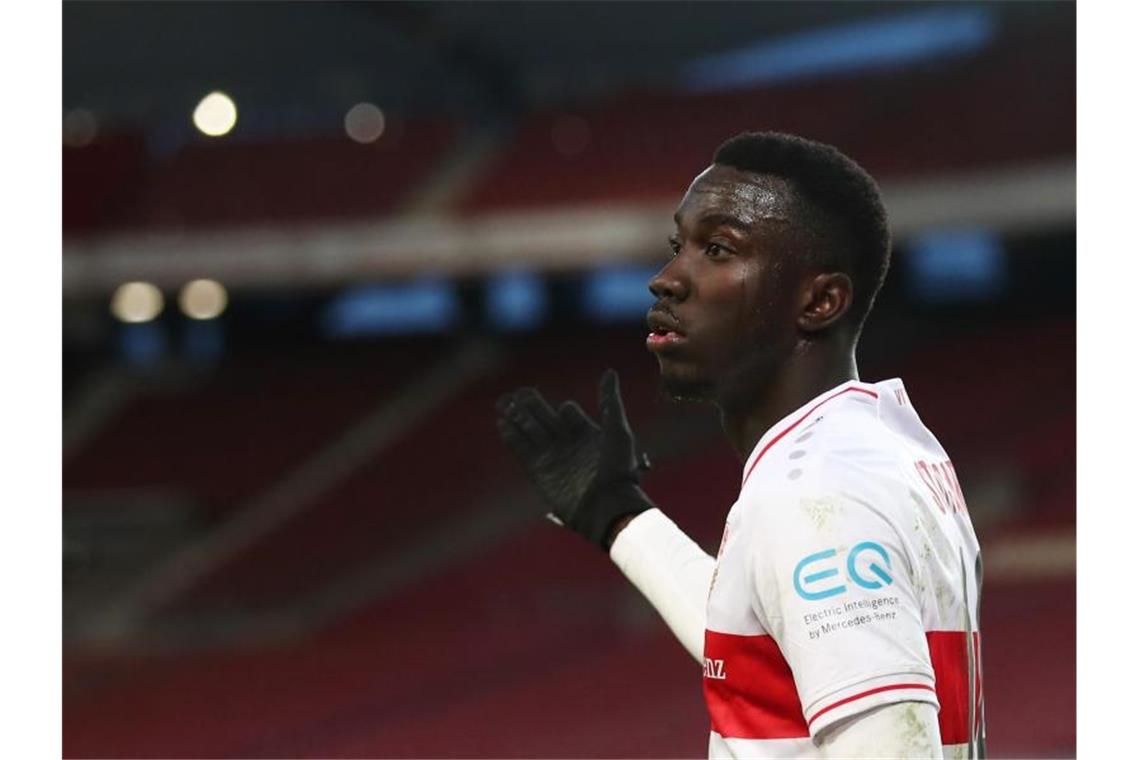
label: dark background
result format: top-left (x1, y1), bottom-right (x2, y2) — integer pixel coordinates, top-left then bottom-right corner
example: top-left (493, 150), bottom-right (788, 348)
top-left (62, 2), bottom-right (1075, 757)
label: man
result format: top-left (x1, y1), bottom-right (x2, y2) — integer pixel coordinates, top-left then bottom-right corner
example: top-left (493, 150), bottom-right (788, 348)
top-left (495, 132), bottom-right (984, 758)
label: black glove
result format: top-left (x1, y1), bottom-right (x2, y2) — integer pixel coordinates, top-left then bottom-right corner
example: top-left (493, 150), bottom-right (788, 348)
top-left (495, 369), bottom-right (654, 550)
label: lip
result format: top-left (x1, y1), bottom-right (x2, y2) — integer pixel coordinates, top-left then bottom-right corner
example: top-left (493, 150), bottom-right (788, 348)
top-left (646, 331), bottom-right (685, 352)
top-left (646, 308), bottom-right (684, 337)
top-left (646, 308), bottom-right (686, 353)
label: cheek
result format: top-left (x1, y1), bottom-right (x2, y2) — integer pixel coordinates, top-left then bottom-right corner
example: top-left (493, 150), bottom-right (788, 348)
top-left (735, 261), bottom-right (775, 333)
top-left (728, 261), bottom-right (802, 354)
top-left (689, 263), bottom-right (770, 354)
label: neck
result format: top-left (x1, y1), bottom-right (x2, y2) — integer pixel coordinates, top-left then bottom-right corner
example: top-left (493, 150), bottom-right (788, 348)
top-left (718, 341), bottom-right (859, 462)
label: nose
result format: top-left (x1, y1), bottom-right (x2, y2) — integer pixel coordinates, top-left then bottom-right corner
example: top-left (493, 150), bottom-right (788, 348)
top-left (649, 255), bottom-right (690, 302)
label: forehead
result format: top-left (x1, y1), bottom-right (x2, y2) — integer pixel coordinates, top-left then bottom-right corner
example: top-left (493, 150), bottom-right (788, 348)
top-left (674, 164), bottom-right (800, 229)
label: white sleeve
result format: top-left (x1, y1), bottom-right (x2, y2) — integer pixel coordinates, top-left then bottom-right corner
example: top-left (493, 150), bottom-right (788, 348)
top-left (609, 508), bottom-right (715, 663)
top-left (819, 701), bottom-right (941, 758)
top-left (749, 477), bottom-right (938, 740)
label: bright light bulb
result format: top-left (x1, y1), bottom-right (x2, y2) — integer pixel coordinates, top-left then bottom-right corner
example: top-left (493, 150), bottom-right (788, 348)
top-left (344, 102), bottom-right (386, 144)
top-left (193, 91), bottom-right (238, 137)
top-left (111, 282), bottom-right (164, 323)
top-left (179, 279), bottom-right (229, 320)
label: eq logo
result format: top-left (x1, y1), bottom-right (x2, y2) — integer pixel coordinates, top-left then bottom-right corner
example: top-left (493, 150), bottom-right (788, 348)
top-left (793, 541), bottom-right (893, 601)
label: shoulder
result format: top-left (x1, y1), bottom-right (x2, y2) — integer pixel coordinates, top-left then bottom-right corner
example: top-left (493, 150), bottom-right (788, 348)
top-left (742, 412), bottom-right (913, 537)
top-left (744, 406), bottom-right (900, 497)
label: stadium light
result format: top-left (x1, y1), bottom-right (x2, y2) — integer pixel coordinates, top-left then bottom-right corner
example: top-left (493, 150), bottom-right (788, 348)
top-left (322, 280), bottom-right (459, 337)
top-left (681, 6), bottom-right (996, 91)
top-left (178, 279), bottom-right (229, 320)
top-left (110, 282), bottom-right (164, 323)
top-left (486, 270), bottom-right (547, 331)
top-left (581, 265), bottom-right (658, 322)
top-left (193, 91), bottom-right (238, 137)
top-left (907, 228), bottom-right (1006, 302)
top-left (63, 108), bottom-right (98, 148)
top-left (344, 102), bottom-right (386, 144)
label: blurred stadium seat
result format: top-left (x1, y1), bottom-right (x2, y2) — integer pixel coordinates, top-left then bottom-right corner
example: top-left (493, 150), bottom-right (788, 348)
top-left (63, 3), bottom-right (1075, 757)
top-left (64, 318), bottom-right (1074, 757)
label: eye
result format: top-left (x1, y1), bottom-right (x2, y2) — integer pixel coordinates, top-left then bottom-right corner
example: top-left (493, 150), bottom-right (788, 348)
top-left (667, 236), bottom-right (681, 257)
top-left (705, 242), bottom-right (732, 258)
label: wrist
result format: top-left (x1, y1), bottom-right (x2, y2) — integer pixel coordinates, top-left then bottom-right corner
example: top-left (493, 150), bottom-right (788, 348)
top-left (605, 513), bottom-right (638, 550)
top-left (590, 483), bottom-right (654, 550)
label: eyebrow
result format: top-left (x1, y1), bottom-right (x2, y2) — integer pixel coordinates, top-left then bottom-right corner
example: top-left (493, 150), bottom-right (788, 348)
top-left (673, 211), bottom-right (753, 235)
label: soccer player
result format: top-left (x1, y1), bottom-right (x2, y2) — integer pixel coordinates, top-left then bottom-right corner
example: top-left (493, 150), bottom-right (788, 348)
top-left (495, 132), bottom-right (984, 759)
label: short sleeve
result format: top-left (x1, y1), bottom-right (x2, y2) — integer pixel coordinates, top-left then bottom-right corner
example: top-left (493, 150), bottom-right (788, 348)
top-left (748, 475), bottom-right (939, 740)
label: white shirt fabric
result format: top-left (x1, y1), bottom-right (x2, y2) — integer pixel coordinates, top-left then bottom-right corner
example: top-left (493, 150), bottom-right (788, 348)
top-left (611, 379), bottom-right (985, 758)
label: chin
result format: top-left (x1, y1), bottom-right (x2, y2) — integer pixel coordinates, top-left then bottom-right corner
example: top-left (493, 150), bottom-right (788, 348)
top-left (658, 363), bottom-right (716, 403)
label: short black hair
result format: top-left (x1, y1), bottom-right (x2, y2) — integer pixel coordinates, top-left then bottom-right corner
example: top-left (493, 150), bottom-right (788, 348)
top-left (713, 131), bottom-right (891, 337)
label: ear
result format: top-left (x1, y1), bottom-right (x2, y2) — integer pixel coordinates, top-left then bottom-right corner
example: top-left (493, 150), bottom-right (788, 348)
top-left (796, 272), bottom-right (853, 333)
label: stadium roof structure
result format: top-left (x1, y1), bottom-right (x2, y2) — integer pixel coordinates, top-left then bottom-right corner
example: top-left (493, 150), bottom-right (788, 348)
top-left (61, 1), bottom-right (1075, 296)
top-left (64, 1), bottom-right (1072, 131)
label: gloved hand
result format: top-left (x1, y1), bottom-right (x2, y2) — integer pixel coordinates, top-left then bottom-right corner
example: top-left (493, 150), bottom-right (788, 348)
top-left (495, 369), bottom-right (654, 550)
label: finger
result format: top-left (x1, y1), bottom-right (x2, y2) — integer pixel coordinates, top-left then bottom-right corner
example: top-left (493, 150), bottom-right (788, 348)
top-left (503, 397), bottom-right (554, 447)
top-left (495, 390), bottom-right (532, 420)
top-left (495, 416), bottom-right (531, 456)
top-left (495, 393), bottom-right (514, 416)
top-left (495, 394), bottom-right (530, 443)
top-left (558, 400), bottom-right (598, 435)
top-left (514, 387), bottom-right (561, 437)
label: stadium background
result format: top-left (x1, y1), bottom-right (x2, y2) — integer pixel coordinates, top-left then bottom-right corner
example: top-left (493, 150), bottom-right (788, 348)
top-left (61, 2), bottom-right (1075, 757)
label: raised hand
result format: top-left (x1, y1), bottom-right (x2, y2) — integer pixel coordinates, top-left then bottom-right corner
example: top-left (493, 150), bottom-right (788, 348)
top-left (495, 369), bottom-right (653, 549)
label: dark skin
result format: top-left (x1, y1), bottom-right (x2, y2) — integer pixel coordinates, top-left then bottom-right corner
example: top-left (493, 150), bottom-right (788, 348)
top-left (613, 164), bottom-right (859, 541)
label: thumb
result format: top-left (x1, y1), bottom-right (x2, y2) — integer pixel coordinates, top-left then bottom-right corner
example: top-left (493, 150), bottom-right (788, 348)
top-left (597, 369), bottom-right (630, 432)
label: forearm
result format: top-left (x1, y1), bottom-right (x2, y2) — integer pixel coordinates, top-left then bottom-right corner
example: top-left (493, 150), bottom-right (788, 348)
top-left (819, 701), bottom-right (942, 758)
top-left (608, 508), bottom-right (715, 663)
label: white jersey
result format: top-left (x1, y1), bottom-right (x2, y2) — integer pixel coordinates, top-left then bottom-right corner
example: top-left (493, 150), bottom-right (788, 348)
top-left (613, 378), bottom-right (985, 759)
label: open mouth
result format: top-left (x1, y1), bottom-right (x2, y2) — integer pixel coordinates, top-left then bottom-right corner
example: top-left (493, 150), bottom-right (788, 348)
top-left (642, 323), bottom-right (684, 353)
top-left (646, 329), bottom-right (685, 351)
top-left (646, 309), bottom-right (686, 352)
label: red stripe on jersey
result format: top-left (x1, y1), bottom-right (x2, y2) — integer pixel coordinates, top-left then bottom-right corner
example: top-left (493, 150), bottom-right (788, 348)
top-left (806, 683), bottom-right (936, 729)
top-left (703, 630), bottom-right (808, 739)
top-left (703, 629), bottom-right (981, 741)
top-left (926, 630), bottom-right (983, 745)
top-left (741, 387), bottom-right (879, 488)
